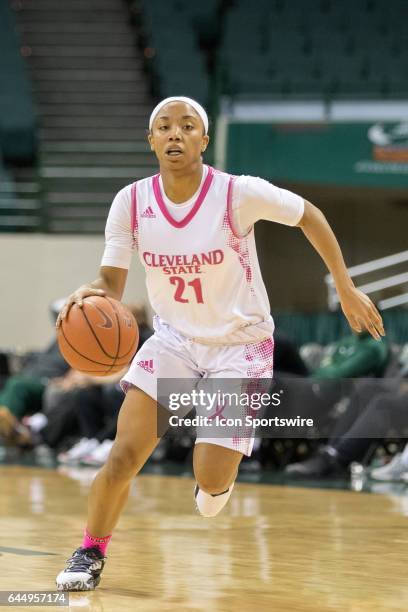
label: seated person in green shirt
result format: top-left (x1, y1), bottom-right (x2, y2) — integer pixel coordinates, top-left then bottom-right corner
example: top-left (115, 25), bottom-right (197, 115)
top-left (284, 332), bottom-right (397, 478)
top-left (314, 331), bottom-right (390, 379)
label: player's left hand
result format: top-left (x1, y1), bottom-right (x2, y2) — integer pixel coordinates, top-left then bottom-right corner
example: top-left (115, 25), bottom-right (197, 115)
top-left (338, 286), bottom-right (385, 340)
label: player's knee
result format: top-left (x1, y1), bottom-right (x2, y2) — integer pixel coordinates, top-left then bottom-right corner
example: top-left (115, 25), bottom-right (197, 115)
top-left (105, 441), bottom-right (141, 483)
top-left (195, 469), bottom-right (232, 496)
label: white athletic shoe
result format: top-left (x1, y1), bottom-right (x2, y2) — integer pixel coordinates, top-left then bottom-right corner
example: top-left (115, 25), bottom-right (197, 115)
top-left (81, 439), bottom-right (114, 467)
top-left (370, 453), bottom-right (408, 481)
top-left (24, 412), bottom-right (48, 432)
top-left (56, 546), bottom-right (105, 591)
top-left (57, 438), bottom-right (99, 465)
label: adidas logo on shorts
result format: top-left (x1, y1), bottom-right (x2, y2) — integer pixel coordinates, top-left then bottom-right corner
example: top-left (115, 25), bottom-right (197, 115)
top-left (141, 206), bottom-right (156, 218)
top-left (137, 359), bottom-right (155, 374)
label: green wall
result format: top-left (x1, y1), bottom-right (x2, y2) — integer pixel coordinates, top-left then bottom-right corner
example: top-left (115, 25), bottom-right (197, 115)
top-left (227, 122), bottom-right (408, 188)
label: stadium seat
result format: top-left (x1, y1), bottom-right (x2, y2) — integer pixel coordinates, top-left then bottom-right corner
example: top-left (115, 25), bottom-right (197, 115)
top-left (138, 0), bottom-right (216, 105)
top-left (218, 0), bottom-right (408, 98)
top-left (0, 0), bottom-right (37, 161)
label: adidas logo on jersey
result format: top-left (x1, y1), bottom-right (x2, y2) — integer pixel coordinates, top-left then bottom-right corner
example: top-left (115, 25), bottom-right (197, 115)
top-left (141, 206), bottom-right (156, 218)
top-left (137, 359), bottom-right (155, 374)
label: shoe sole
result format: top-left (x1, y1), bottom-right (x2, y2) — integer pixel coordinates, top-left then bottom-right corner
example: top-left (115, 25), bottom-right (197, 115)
top-left (56, 576), bottom-right (101, 591)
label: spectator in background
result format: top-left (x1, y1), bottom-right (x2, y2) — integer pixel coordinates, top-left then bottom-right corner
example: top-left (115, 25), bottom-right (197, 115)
top-left (244, 329), bottom-right (389, 472)
top-left (274, 329), bottom-right (390, 429)
top-left (284, 332), bottom-right (399, 478)
top-left (370, 405), bottom-right (408, 483)
top-left (0, 299), bottom-right (70, 446)
top-left (313, 330), bottom-right (390, 379)
top-left (285, 376), bottom-right (408, 479)
top-left (38, 368), bottom-right (127, 463)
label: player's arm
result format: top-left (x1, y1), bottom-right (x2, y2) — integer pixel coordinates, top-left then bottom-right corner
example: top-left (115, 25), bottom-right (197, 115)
top-left (296, 200), bottom-right (384, 340)
top-left (56, 266), bottom-right (128, 326)
top-left (235, 176), bottom-right (384, 340)
top-left (56, 186), bottom-right (133, 327)
top-left (90, 266), bottom-right (128, 301)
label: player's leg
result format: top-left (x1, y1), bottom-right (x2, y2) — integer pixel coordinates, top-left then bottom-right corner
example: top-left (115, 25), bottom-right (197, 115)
top-left (193, 442), bottom-right (243, 517)
top-left (191, 336), bottom-right (274, 517)
top-left (56, 387), bottom-right (159, 591)
top-left (56, 321), bottom-right (199, 591)
top-left (87, 387), bottom-right (159, 536)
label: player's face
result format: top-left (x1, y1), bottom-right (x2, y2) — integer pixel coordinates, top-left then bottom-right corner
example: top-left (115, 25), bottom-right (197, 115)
top-left (148, 102), bottom-right (209, 170)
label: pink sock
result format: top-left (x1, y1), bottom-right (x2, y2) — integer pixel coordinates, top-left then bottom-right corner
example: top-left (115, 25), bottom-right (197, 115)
top-left (82, 528), bottom-right (112, 555)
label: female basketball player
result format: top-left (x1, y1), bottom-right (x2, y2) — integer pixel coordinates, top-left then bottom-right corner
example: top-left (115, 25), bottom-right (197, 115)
top-left (55, 96), bottom-right (384, 591)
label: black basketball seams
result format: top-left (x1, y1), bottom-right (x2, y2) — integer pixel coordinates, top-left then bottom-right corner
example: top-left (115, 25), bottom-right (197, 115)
top-left (59, 323), bottom-right (120, 367)
top-left (105, 297), bottom-right (138, 360)
top-left (104, 297), bottom-right (121, 373)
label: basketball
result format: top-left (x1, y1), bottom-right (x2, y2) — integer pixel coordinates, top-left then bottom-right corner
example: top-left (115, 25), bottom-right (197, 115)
top-left (57, 296), bottom-right (139, 376)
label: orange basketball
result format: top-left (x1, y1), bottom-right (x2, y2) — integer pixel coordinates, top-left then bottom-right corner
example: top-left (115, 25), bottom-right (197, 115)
top-left (57, 296), bottom-right (139, 376)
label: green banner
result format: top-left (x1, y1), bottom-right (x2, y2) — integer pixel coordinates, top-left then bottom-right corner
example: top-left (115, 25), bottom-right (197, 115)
top-left (226, 122), bottom-right (408, 187)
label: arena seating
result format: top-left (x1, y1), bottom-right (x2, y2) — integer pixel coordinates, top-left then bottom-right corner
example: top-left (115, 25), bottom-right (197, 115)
top-left (1, 0), bottom-right (407, 234)
top-left (219, 0), bottom-right (408, 97)
top-left (137, 0), bottom-right (407, 103)
top-left (0, 153), bottom-right (16, 211)
top-left (0, 150), bottom-right (42, 232)
top-left (10, 0), bottom-right (156, 233)
top-left (0, 0), bottom-right (37, 162)
top-left (137, 0), bottom-right (219, 105)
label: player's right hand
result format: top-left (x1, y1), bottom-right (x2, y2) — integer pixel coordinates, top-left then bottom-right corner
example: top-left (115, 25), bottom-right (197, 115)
top-left (56, 285), bottom-right (106, 327)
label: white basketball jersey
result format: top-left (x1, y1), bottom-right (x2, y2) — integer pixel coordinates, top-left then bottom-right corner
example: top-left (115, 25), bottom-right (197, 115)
top-left (131, 165), bottom-right (274, 345)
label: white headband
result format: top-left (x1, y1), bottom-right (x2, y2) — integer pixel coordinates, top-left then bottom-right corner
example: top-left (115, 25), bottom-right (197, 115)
top-left (149, 96), bottom-right (208, 134)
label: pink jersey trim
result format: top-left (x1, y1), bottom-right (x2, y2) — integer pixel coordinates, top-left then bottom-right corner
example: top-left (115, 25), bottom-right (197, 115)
top-left (226, 175), bottom-right (253, 239)
top-left (152, 165), bottom-right (214, 229)
top-left (130, 181), bottom-right (138, 249)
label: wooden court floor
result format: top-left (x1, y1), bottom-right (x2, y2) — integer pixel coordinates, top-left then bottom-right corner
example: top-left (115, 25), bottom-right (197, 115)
top-left (0, 465), bottom-right (407, 612)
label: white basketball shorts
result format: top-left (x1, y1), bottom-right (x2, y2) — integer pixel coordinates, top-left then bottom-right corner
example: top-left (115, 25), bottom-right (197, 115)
top-left (121, 316), bottom-right (274, 456)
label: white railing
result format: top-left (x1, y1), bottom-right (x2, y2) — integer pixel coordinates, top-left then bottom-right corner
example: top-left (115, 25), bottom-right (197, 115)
top-left (325, 250), bottom-right (408, 311)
